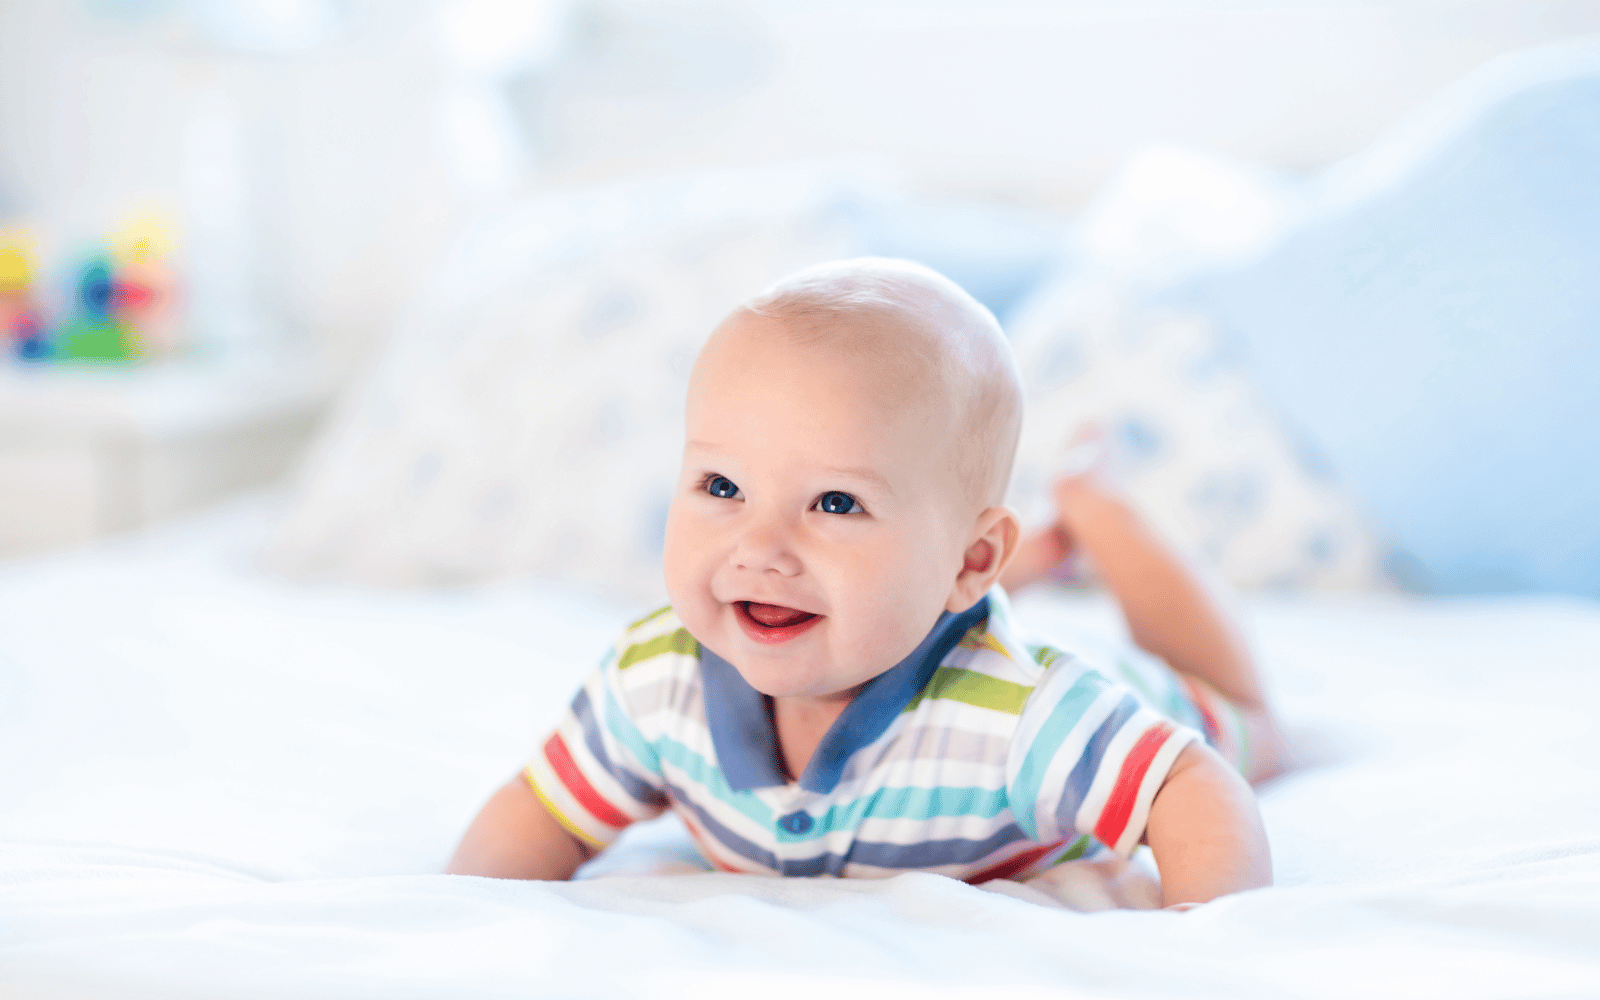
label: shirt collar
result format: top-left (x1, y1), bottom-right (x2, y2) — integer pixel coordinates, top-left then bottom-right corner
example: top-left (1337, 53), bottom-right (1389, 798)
top-left (700, 595), bottom-right (992, 794)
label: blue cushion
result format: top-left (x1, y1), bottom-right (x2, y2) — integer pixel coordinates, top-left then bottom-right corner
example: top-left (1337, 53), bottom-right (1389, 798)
top-left (1170, 42), bottom-right (1600, 597)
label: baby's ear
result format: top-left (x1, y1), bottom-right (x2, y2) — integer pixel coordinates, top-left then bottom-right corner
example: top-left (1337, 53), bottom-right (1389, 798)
top-left (946, 506), bottom-right (1022, 612)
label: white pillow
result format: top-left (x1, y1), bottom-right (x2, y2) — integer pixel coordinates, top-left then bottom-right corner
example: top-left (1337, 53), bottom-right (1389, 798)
top-left (1007, 277), bottom-right (1387, 591)
top-left (262, 168), bottom-right (859, 602)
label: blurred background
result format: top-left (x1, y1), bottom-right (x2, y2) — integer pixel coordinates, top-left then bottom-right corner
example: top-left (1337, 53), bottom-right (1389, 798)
top-left (2, 0), bottom-right (1598, 598)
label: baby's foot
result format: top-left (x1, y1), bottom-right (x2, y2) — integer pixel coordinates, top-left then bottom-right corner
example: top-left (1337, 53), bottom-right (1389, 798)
top-left (1048, 424), bottom-right (1126, 510)
top-left (1001, 425), bottom-right (1119, 593)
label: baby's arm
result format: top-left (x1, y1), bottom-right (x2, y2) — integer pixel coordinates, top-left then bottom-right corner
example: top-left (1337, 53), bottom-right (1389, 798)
top-left (1145, 741), bottom-right (1272, 907)
top-left (446, 774), bottom-right (594, 880)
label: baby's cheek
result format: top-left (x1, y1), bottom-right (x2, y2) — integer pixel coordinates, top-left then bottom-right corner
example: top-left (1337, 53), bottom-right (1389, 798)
top-left (850, 589), bottom-right (934, 666)
top-left (660, 512), bottom-right (703, 605)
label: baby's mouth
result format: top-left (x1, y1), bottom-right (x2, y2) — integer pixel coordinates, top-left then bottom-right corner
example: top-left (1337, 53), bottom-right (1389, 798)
top-left (734, 601), bottom-right (821, 644)
top-left (743, 602), bottom-right (816, 628)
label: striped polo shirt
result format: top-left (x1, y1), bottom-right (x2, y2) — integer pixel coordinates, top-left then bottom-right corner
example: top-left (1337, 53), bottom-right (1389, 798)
top-left (525, 588), bottom-right (1201, 882)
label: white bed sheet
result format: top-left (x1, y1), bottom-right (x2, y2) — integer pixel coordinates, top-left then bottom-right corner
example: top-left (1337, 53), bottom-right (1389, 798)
top-left (3, 500), bottom-right (1599, 999)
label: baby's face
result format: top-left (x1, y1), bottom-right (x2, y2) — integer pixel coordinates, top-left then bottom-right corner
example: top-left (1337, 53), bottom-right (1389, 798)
top-left (663, 311), bottom-right (972, 703)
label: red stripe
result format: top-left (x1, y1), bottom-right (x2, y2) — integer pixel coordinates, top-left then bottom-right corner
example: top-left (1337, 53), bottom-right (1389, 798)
top-left (1093, 722), bottom-right (1175, 849)
top-left (1182, 678), bottom-right (1223, 743)
top-left (964, 839), bottom-right (1063, 885)
top-left (543, 733), bottom-right (632, 829)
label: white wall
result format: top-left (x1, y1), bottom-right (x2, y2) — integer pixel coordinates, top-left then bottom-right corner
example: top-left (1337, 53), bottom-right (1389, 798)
top-left (530, 0), bottom-right (1600, 206)
top-left (3, 0), bottom-right (1599, 374)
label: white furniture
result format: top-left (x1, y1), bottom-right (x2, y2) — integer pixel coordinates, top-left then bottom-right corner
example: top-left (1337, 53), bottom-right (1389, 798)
top-left (0, 360), bottom-right (330, 559)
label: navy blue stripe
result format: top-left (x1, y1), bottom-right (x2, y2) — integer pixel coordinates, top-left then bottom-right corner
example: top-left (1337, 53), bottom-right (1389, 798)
top-left (572, 686), bottom-right (668, 808)
top-left (1061, 694), bottom-right (1139, 820)
top-left (664, 780), bottom-right (781, 872)
top-left (780, 822), bottom-right (1031, 877)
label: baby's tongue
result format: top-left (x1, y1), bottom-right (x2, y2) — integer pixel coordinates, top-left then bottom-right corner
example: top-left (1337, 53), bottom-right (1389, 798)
top-left (746, 602), bottom-right (813, 628)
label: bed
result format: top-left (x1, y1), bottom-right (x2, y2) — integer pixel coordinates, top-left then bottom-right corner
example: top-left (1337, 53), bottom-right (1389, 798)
top-left (6, 39), bottom-right (1600, 1000)
top-left (3, 499), bottom-right (1599, 998)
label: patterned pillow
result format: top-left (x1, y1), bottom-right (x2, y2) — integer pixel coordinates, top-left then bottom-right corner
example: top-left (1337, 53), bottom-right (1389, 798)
top-left (1006, 276), bottom-right (1387, 591)
top-left (261, 170), bottom-right (857, 602)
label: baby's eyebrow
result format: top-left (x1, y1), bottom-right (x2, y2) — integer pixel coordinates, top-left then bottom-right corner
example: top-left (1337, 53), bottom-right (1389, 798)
top-left (686, 442), bottom-right (895, 495)
top-left (823, 465), bottom-right (895, 495)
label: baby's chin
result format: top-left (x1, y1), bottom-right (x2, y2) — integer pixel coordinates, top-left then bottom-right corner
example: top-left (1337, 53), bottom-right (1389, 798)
top-left (727, 647), bottom-right (879, 702)
top-left (736, 668), bottom-right (866, 704)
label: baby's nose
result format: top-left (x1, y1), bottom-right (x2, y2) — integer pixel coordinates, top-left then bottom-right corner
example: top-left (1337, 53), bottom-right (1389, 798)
top-left (733, 513), bottom-right (803, 576)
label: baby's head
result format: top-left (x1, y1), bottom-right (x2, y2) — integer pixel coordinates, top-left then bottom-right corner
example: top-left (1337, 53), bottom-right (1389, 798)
top-left (663, 258), bottom-right (1023, 702)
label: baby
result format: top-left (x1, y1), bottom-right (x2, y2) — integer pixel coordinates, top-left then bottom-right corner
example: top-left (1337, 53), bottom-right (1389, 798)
top-left (448, 258), bottom-right (1287, 907)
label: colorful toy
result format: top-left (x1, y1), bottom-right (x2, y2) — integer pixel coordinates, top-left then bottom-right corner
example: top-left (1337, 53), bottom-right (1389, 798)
top-left (2, 216), bottom-right (180, 364)
top-left (0, 235), bottom-right (49, 361)
top-left (55, 253), bottom-right (139, 361)
top-left (111, 217), bottom-right (179, 354)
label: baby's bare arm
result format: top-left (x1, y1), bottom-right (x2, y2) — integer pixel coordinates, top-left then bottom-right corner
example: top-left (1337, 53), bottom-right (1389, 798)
top-left (1145, 742), bottom-right (1271, 907)
top-left (446, 774), bottom-right (594, 880)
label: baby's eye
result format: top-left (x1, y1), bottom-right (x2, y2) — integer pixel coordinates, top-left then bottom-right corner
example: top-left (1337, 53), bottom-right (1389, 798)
top-left (816, 491), bottom-right (861, 515)
top-left (704, 474), bottom-right (742, 500)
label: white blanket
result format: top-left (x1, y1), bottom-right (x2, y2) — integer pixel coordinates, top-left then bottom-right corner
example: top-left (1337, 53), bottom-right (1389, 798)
top-left (4, 502), bottom-right (1598, 998)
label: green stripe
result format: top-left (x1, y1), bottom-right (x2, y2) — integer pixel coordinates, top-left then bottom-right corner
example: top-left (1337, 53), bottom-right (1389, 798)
top-left (1008, 671), bottom-right (1115, 839)
top-left (1052, 834), bottom-right (1091, 865)
top-left (618, 628), bottom-right (699, 670)
top-left (1028, 644), bottom-right (1063, 669)
top-left (903, 667), bottom-right (1033, 715)
top-left (628, 605), bottom-right (674, 631)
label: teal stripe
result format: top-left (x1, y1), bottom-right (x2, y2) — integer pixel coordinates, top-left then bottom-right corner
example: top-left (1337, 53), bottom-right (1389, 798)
top-left (603, 689), bottom-right (775, 829)
top-left (653, 733), bottom-right (775, 828)
top-left (603, 686), bottom-right (660, 774)
top-left (1008, 672), bottom-right (1115, 839)
top-left (788, 784), bottom-right (1009, 843)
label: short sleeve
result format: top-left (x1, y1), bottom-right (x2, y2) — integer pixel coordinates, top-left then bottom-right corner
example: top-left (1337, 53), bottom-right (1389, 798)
top-left (1005, 649), bottom-right (1200, 858)
top-left (523, 634), bottom-right (671, 849)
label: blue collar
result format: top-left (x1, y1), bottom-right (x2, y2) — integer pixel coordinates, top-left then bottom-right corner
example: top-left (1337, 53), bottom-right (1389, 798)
top-left (699, 596), bottom-right (991, 794)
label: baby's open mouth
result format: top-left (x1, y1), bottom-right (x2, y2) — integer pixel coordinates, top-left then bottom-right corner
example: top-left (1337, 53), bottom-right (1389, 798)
top-left (734, 601), bottom-right (822, 644)
top-left (742, 602), bottom-right (817, 628)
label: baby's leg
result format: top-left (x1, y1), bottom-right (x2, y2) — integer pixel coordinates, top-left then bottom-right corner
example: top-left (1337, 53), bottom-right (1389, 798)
top-left (1004, 438), bottom-right (1289, 783)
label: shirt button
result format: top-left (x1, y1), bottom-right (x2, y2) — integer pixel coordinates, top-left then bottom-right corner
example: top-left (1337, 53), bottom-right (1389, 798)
top-left (780, 811), bottom-right (813, 834)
